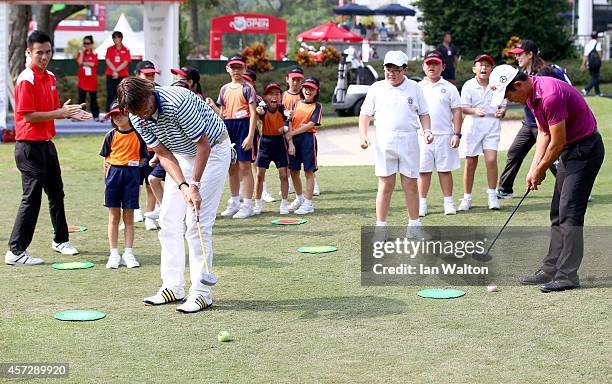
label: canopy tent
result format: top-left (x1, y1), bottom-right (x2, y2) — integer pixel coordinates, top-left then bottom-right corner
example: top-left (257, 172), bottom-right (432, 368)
top-left (297, 22), bottom-right (364, 43)
top-left (94, 13), bottom-right (144, 60)
top-left (332, 3), bottom-right (374, 16)
top-left (374, 3), bottom-right (416, 16)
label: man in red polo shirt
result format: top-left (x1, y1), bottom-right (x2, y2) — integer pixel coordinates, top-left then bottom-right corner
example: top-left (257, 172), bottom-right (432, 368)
top-left (5, 30), bottom-right (92, 266)
top-left (105, 31), bottom-right (131, 112)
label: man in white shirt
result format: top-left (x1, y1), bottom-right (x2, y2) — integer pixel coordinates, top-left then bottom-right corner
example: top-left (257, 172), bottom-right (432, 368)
top-left (581, 31), bottom-right (602, 97)
top-left (359, 50), bottom-right (432, 240)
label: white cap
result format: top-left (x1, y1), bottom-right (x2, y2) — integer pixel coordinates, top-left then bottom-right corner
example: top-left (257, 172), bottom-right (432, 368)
top-left (384, 50), bottom-right (408, 67)
top-left (489, 64), bottom-right (520, 107)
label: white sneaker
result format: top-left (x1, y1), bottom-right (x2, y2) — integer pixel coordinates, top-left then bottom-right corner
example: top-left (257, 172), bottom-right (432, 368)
top-left (144, 218), bottom-right (158, 231)
top-left (106, 253), bottom-right (122, 269)
top-left (262, 190), bottom-right (276, 203)
top-left (122, 252), bottom-right (140, 268)
top-left (289, 198), bottom-right (303, 212)
top-left (51, 241), bottom-right (79, 255)
top-left (371, 226), bottom-right (388, 244)
top-left (5, 250), bottom-right (43, 265)
top-left (458, 198), bottom-right (472, 211)
top-left (144, 208), bottom-right (160, 220)
top-left (233, 204), bottom-right (254, 219)
top-left (406, 224), bottom-right (432, 240)
top-left (313, 180), bottom-right (321, 196)
top-left (295, 203), bottom-right (314, 215)
top-left (279, 200), bottom-right (290, 215)
top-left (488, 193), bottom-right (501, 210)
top-left (253, 203), bottom-right (263, 215)
top-left (176, 293), bottom-right (212, 313)
top-left (144, 287), bottom-right (185, 305)
top-left (134, 209), bottom-right (144, 222)
top-left (221, 202), bottom-right (240, 217)
top-left (419, 200), bottom-right (428, 217)
top-left (444, 201), bottom-right (457, 215)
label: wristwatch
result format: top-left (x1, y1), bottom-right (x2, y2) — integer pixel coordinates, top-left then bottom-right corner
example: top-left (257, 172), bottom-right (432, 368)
top-left (178, 181), bottom-right (189, 190)
top-left (453, 132), bottom-right (462, 139)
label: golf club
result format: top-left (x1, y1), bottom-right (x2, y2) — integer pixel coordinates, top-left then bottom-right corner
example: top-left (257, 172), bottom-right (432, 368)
top-left (195, 212), bottom-right (217, 286)
top-left (471, 189), bottom-right (530, 262)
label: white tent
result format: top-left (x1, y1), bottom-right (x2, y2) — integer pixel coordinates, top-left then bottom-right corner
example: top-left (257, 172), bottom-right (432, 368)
top-left (95, 13), bottom-right (144, 60)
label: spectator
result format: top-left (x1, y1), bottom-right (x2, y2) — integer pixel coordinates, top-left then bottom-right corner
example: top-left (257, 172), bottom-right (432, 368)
top-left (581, 31), bottom-right (602, 97)
top-left (76, 35), bottom-right (99, 121)
top-left (379, 22), bottom-right (389, 41)
top-left (105, 31), bottom-right (131, 113)
top-left (436, 32), bottom-right (458, 84)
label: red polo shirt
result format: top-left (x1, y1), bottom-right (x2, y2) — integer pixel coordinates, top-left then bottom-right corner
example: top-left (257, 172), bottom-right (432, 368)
top-left (105, 44), bottom-right (131, 77)
top-left (76, 49), bottom-right (98, 91)
top-left (14, 64), bottom-right (60, 141)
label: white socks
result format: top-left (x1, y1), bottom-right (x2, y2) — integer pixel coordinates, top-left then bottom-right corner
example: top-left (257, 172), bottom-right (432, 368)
top-left (443, 196), bottom-right (454, 204)
top-left (376, 221), bottom-right (387, 227)
top-left (124, 247), bottom-right (133, 255)
top-left (408, 219), bottom-right (422, 226)
top-left (463, 193), bottom-right (472, 200)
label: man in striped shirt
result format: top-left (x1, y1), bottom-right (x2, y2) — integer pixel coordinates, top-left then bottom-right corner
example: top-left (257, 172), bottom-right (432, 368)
top-left (117, 77), bottom-right (231, 313)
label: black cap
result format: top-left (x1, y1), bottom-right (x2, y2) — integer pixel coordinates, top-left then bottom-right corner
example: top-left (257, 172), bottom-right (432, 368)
top-left (302, 77), bottom-right (320, 90)
top-left (423, 51), bottom-right (443, 63)
top-left (135, 60), bottom-right (160, 74)
top-left (243, 69), bottom-right (257, 82)
top-left (287, 65), bottom-right (304, 78)
top-left (170, 66), bottom-right (200, 83)
top-left (227, 54), bottom-right (246, 66)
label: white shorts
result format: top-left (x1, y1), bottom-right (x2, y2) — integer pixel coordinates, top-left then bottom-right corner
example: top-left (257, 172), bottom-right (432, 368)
top-left (419, 134), bottom-right (460, 172)
top-left (463, 120), bottom-right (501, 157)
top-left (374, 130), bottom-right (420, 178)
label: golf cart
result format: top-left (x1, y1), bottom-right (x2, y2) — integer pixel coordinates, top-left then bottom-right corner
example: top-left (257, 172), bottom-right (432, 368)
top-left (332, 52), bottom-right (379, 116)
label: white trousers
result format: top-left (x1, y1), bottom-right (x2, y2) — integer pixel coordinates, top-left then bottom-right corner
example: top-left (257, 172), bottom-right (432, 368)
top-left (158, 138), bottom-right (231, 297)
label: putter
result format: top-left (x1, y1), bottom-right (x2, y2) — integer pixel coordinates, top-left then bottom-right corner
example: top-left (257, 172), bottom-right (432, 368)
top-left (472, 189), bottom-right (530, 262)
top-left (195, 213), bottom-right (217, 286)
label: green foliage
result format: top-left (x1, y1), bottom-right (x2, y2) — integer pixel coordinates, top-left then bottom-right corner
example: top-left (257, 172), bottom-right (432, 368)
top-left (105, 4), bottom-right (143, 31)
top-left (414, 0), bottom-right (574, 61)
top-left (179, 18), bottom-right (194, 67)
top-left (64, 38), bottom-right (84, 59)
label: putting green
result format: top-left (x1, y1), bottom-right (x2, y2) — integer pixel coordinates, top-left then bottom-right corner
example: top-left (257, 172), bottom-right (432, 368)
top-left (417, 289), bottom-right (466, 299)
top-left (54, 310), bottom-right (106, 321)
top-left (68, 225), bottom-right (87, 233)
top-left (52, 261), bottom-right (95, 270)
top-left (271, 218), bottom-right (307, 225)
top-left (297, 246), bottom-right (337, 254)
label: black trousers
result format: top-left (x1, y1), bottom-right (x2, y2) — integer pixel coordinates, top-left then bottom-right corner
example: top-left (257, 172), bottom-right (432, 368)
top-left (9, 141), bottom-right (69, 254)
top-left (541, 132), bottom-right (604, 283)
top-left (105, 76), bottom-right (125, 112)
top-left (78, 88), bottom-right (99, 119)
top-left (498, 123), bottom-right (557, 194)
top-left (584, 67), bottom-right (600, 95)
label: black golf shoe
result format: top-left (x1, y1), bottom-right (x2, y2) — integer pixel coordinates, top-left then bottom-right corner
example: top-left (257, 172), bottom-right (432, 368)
top-left (540, 280), bottom-right (580, 293)
top-left (520, 270), bottom-right (553, 285)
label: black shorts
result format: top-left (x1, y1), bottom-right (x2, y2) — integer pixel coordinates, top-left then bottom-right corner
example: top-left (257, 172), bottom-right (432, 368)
top-left (105, 166), bottom-right (140, 209)
top-left (289, 132), bottom-right (317, 172)
top-left (256, 135), bottom-right (288, 169)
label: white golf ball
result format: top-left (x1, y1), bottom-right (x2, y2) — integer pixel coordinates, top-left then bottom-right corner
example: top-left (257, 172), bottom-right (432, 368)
top-left (487, 284), bottom-right (498, 293)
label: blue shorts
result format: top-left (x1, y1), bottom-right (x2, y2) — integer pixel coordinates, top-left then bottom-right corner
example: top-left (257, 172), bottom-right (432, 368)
top-left (149, 163), bottom-right (166, 179)
top-left (140, 151), bottom-right (155, 185)
top-left (225, 118), bottom-right (256, 162)
top-left (256, 135), bottom-right (288, 169)
top-left (105, 166), bottom-right (141, 209)
top-left (289, 132), bottom-right (318, 172)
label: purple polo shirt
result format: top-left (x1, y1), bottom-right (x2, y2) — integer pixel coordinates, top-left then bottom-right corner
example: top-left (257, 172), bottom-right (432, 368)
top-left (526, 76), bottom-right (597, 146)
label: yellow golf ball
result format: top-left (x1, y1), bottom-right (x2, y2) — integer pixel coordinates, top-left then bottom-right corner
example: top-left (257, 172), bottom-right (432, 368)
top-left (217, 331), bottom-right (231, 342)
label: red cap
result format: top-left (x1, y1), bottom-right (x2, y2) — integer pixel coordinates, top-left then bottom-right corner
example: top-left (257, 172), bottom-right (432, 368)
top-left (170, 67), bottom-right (188, 77)
top-left (263, 82), bottom-right (283, 94)
top-left (288, 72), bottom-right (304, 79)
top-left (139, 68), bottom-right (160, 75)
top-left (508, 47), bottom-right (525, 54)
top-left (104, 108), bottom-right (121, 120)
top-left (423, 51), bottom-right (443, 64)
top-left (474, 54), bottom-right (495, 65)
top-left (302, 81), bottom-right (319, 90)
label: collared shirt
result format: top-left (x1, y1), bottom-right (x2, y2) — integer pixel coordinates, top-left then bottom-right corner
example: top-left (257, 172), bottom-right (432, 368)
top-left (461, 77), bottom-right (504, 132)
top-left (419, 77), bottom-right (461, 135)
top-left (129, 86), bottom-right (226, 156)
top-left (76, 49), bottom-right (98, 91)
top-left (99, 127), bottom-right (148, 166)
top-left (216, 81), bottom-right (256, 120)
top-left (291, 100), bottom-right (322, 133)
top-left (282, 90), bottom-right (302, 110)
top-left (14, 64), bottom-right (60, 141)
top-left (526, 76), bottom-right (597, 145)
top-left (360, 77), bottom-right (428, 133)
top-left (105, 44), bottom-right (131, 77)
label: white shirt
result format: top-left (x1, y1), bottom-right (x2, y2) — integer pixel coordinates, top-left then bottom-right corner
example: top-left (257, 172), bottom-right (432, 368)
top-left (361, 76), bottom-right (429, 133)
top-left (583, 39), bottom-right (602, 56)
top-left (461, 77), bottom-right (503, 131)
top-left (418, 77), bottom-right (461, 135)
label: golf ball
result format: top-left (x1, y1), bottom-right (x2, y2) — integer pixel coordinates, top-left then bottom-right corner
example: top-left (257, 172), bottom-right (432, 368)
top-left (487, 284), bottom-right (498, 293)
top-left (217, 331), bottom-right (231, 342)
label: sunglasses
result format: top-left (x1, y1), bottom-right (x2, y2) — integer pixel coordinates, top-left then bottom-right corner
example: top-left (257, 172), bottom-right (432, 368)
top-left (83, 42), bottom-right (92, 45)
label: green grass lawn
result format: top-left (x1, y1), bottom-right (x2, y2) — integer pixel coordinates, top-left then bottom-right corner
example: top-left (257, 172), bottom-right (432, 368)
top-left (0, 98), bottom-right (610, 383)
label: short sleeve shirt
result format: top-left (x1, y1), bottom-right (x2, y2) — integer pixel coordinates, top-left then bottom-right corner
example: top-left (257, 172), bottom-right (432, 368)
top-left (260, 105), bottom-right (286, 136)
top-left (461, 77), bottom-right (504, 131)
top-left (526, 76), bottom-right (597, 145)
top-left (583, 39), bottom-right (601, 56)
top-left (216, 82), bottom-right (256, 120)
top-left (76, 49), bottom-right (98, 91)
top-left (14, 64), bottom-right (61, 141)
top-left (418, 78), bottom-right (461, 134)
top-left (99, 128), bottom-right (148, 166)
top-left (360, 77), bottom-right (428, 133)
top-left (291, 101), bottom-right (322, 133)
top-left (282, 91), bottom-right (302, 110)
top-left (105, 45), bottom-right (131, 77)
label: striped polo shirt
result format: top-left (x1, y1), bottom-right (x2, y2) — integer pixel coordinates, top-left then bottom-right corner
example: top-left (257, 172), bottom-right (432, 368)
top-left (130, 86), bottom-right (226, 156)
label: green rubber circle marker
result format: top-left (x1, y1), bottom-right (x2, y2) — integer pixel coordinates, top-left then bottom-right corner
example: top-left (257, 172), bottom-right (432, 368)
top-left (297, 246), bottom-right (338, 254)
top-left (68, 226), bottom-right (87, 233)
top-left (54, 310), bottom-right (106, 321)
top-left (417, 289), bottom-right (466, 299)
top-left (52, 261), bottom-right (95, 270)
top-left (271, 218), bottom-right (307, 225)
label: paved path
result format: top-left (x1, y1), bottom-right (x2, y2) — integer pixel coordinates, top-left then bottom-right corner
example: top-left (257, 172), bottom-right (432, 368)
top-left (316, 120), bottom-right (522, 166)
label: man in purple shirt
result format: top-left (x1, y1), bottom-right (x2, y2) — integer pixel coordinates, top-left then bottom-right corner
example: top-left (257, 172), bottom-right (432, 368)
top-left (489, 65), bottom-right (605, 292)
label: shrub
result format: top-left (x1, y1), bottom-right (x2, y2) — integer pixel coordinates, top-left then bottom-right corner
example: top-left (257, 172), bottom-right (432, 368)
top-left (242, 43), bottom-right (273, 73)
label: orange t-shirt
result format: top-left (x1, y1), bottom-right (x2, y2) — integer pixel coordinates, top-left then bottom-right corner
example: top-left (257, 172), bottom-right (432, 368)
top-left (217, 82), bottom-right (256, 120)
top-left (100, 128), bottom-right (148, 166)
top-left (282, 91), bottom-right (302, 110)
top-left (291, 101), bottom-right (322, 133)
top-left (260, 105), bottom-right (286, 136)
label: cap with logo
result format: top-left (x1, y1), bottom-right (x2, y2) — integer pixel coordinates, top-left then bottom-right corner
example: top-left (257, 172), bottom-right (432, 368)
top-left (243, 68), bottom-right (257, 83)
top-left (508, 40), bottom-right (539, 55)
top-left (423, 51), bottom-right (443, 64)
top-left (227, 54), bottom-right (246, 67)
top-left (287, 65), bottom-right (304, 78)
top-left (384, 50), bottom-right (408, 67)
top-left (489, 64), bottom-right (520, 107)
top-left (135, 60), bottom-right (160, 75)
top-left (302, 77), bottom-right (320, 91)
top-left (170, 66), bottom-right (201, 84)
top-left (474, 54), bottom-right (495, 65)
top-left (105, 101), bottom-right (124, 127)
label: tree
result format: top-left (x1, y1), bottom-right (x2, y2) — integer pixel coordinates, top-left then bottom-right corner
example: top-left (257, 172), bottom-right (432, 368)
top-left (414, 0), bottom-right (574, 61)
top-left (8, 5), bottom-right (31, 82)
top-left (33, 4), bottom-right (87, 35)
